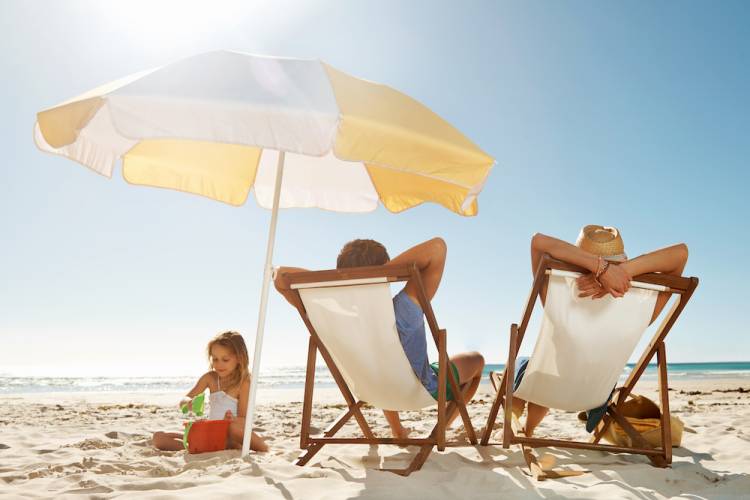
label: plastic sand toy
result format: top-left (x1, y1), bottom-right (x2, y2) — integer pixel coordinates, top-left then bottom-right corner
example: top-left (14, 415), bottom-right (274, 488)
top-left (181, 393), bottom-right (230, 453)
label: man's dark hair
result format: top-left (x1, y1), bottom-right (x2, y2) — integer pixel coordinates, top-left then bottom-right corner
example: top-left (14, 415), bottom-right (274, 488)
top-left (336, 239), bottom-right (390, 269)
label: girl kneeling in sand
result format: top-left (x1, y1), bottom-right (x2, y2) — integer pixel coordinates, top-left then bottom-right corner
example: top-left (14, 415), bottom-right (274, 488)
top-left (152, 331), bottom-right (268, 452)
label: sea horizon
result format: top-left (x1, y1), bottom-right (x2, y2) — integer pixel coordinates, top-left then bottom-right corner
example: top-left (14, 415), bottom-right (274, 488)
top-left (2, 361), bottom-right (750, 395)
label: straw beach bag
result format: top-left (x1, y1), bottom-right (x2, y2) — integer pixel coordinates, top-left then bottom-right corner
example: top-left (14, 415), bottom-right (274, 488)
top-left (584, 394), bottom-right (684, 448)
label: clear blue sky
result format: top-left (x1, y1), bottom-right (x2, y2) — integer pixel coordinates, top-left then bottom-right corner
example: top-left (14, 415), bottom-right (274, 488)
top-left (1, 1), bottom-right (748, 376)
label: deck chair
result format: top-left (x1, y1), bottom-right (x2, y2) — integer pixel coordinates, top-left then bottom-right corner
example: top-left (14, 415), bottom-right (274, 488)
top-left (481, 254), bottom-right (698, 473)
top-left (280, 263), bottom-right (477, 476)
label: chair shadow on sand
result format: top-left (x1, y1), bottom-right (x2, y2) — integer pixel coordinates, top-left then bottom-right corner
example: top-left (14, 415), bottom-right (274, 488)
top-left (284, 437), bottom-right (749, 500)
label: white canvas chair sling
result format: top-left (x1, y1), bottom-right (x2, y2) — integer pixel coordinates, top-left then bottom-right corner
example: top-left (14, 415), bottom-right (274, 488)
top-left (481, 254), bottom-right (698, 470)
top-left (513, 269), bottom-right (659, 412)
top-left (282, 263), bottom-right (477, 476)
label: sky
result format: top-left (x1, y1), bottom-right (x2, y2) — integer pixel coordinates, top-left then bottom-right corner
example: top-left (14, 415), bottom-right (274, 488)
top-left (1, 1), bottom-right (748, 377)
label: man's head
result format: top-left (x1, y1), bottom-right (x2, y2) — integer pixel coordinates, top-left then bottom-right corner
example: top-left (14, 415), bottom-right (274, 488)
top-left (336, 239), bottom-right (390, 269)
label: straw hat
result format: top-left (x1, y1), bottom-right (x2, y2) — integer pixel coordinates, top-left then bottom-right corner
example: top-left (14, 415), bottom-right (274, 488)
top-left (576, 225), bottom-right (627, 261)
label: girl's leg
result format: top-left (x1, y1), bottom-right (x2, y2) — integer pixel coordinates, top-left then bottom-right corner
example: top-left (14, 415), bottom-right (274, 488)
top-left (226, 415), bottom-right (269, 452)
top-left (152, 431), bottom-right (184, 451)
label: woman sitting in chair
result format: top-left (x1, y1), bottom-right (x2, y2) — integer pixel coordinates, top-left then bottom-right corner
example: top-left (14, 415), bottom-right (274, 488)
top-left (512, 225), bottom-right (689, 436)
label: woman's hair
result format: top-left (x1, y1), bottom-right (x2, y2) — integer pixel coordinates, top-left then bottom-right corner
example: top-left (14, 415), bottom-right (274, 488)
top-left (336, 239), bottom-right (390, 269)
top-left (207, 331), bottom-right (250, 391)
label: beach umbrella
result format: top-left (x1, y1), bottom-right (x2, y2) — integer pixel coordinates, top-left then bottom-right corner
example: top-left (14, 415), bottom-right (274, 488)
top-left (33, 51), bottom-right (495, 455)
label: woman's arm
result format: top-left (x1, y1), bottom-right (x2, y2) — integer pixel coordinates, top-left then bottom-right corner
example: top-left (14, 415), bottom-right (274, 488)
top-left (531, 233), bottom-right (599, 274)
top-left (622, 244), bottom-right (689, 322)
top-left (531, 233), bottom-right (631, 297)
top-left (620, 244), bottom-right (688, 278)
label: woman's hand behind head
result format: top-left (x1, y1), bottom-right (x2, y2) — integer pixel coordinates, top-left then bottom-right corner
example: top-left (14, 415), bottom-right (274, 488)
top-left (599, 263), bottom-right (631, 297)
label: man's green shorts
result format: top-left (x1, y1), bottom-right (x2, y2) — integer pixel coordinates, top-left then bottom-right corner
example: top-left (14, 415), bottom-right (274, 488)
top-left (429, 361), bottom-right (460, 401)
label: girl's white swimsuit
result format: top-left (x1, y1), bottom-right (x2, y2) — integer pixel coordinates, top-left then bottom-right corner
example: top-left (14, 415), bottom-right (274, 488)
top-left (208, 374), bottom-right (238, 420)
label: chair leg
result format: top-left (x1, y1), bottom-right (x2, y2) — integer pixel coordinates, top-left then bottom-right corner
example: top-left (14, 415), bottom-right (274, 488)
top-left (380, 444), bottom-right (435, 476)
top-left (608, 406), bottom-right (667, 468)
top-left (481, 376), bottom-right (505, 445)
top-left (437, 329), bottom-right (447, 451)
top-left (503, 324), bottom-right (518, 449)
top-left (657, 342), bottom-right (673, 464)
top-left (296, 402), bottom-right (361, 466)
top-left (300, 337), bottom-right (316, 449)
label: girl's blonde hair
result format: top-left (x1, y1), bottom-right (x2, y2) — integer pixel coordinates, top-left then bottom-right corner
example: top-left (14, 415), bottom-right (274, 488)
top-left (207, 331), bottom-right (250, 391)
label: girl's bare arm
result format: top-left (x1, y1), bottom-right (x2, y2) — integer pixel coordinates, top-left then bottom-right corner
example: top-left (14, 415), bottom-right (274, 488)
top-left (180, 372), bottom-right (212, 407)
top-left (236, 377), bottom-right (250, 418)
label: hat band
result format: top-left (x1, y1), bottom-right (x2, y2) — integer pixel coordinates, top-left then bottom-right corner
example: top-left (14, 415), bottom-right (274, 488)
top-left (604, 253), bottom-right (627, 262)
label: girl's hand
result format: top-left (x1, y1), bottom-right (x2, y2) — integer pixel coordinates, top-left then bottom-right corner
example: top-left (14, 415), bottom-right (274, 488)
top-left (599, 263), bottom-right (631, 297)
top-left (179, 397), bottom-right (192, 411)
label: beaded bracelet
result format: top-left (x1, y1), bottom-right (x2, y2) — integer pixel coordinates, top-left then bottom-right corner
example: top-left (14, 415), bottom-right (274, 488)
top-left (594, 256), bottom-right (609, 286)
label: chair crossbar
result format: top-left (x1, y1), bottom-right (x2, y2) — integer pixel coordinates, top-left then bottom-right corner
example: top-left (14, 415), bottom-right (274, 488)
top-left (291, 277), bottom-right (389, 289)
top-left (546, 269), bottom-right (670, 292)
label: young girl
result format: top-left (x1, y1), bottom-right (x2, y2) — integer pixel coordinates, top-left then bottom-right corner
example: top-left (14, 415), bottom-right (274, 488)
top-left (152, 331), bottom-right (268, 452)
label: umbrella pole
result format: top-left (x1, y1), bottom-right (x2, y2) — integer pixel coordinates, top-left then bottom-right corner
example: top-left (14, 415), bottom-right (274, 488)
top-left (241, 151), bottom-right (285, 456)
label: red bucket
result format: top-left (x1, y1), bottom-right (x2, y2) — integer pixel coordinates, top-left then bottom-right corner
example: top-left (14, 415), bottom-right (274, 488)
top-left (185, 419), bottom-right (231, 454)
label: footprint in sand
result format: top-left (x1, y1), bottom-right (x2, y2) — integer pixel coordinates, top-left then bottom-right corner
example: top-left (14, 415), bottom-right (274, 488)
top-left (69, 438), bottom-right (123, 450)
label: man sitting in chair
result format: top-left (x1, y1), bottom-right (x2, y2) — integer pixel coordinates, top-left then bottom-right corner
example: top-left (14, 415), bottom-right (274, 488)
top-left (513, 225), bottom-right (689, 437)
top-left (275, 237), bottom-right (485, 439)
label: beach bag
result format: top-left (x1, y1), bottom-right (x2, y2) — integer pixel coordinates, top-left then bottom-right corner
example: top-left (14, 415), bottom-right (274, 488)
top-left (599, 394), bottom-right (684, 448)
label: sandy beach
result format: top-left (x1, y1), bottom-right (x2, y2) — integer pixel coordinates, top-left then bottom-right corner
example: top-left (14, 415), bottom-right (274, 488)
top-left (1, 379), bottom-right (748, 499)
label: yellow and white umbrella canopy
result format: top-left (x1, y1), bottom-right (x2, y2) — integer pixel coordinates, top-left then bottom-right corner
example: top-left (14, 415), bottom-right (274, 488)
top-left (35, 51), bottom-right (494, 216)
top-left (34, 51), bottom-right (494, 456)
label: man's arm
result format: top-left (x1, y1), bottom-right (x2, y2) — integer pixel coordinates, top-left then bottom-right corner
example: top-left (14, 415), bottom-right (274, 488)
top-left (389, 237), bottom-right (447, 303)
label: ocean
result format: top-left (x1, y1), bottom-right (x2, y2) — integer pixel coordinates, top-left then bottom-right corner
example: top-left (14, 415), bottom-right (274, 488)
top-left (1, 362), bottom-right (749, 395)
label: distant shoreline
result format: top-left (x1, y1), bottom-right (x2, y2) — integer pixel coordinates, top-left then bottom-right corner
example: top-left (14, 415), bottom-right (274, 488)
top-left (2, 361), bottom-right (750, 395)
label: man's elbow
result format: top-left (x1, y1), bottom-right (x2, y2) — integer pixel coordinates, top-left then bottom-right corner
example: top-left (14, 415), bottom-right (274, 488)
top-left (676, 243), bottom-right (689, 265)
top-left (429, 237), bottom-right (447, 257)
top-left (531, 232), bottom-right (545, 251)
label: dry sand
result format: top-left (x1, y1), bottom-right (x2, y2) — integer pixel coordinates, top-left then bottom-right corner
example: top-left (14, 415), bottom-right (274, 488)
top-left (1, 379), bottom-right (749, 499)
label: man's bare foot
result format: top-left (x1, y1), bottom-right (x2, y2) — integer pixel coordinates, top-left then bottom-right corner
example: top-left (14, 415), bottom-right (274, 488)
top-left (392, 426), bottom-right (412, 440)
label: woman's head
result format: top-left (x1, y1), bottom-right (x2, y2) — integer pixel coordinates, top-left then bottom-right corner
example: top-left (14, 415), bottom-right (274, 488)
top-left (207, 331), bottom-right (249, 390)
top-left (336, 239), bottom-right (390, 269)
top-left (576, 225), bottom-right (627, 262)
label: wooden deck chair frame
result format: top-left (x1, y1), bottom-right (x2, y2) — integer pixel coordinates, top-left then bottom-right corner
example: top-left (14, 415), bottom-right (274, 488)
top-left (480, 254), bottom-right (698, 468)
top-left (280, 263), bottom-right (478, 476)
